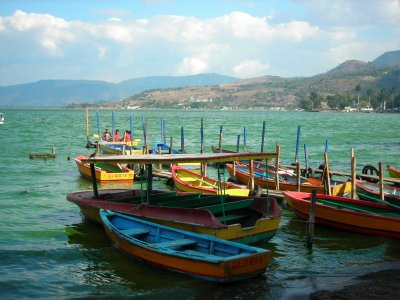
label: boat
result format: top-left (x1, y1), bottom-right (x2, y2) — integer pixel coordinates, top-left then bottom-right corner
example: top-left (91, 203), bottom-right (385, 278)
top-left (172, 165), bottom-right (250, 196)
top-left (356, 180), bottom-right (400, 206)
top-left (0, 113), bottom-right (4, 125)
top-left (283, 191), bottom-right (400, 239)
top-left (67, 150), bottom-right (282, 244)
top-left (75, 155), bottom-right (134, 183)
top-left (211, 145), bottom-right (237, 154)
top-left (226, 162), bottom-right (351, 196)
top-left (152, 141), bottom-right (183, 155)
top-left (99, 210), bottom-right (271, 282)
top-left (99, 143), bottom-right (143, 155)
top-left (387, 165), bottom-right (400, 179)
top-left (67, 189), bottom-right (282, 244)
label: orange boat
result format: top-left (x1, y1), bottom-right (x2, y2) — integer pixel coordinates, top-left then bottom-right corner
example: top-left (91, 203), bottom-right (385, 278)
top-left (100, 210), bottom-right (270, 282)
top-left (226, 162), bottom-right (351, 196)
top-left (75, 155), bottom-right (134, 183)
top-left (283, 191), bottom-right (400, 239)
top-left (387, 165), bottom-right (400, 179)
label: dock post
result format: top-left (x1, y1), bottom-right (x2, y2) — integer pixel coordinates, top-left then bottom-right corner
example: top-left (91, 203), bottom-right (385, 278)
top-left (323, 152), bottom-right (331, 195)
top-left (90, 163), bottom-right (98, 198)
top-left (351, 148), bottom-right (357, 199)
top-left (296, 162), bottom-right (301, 191)
top-left (147, 164), bottom-right (153, 196)
top-left (306, 189), bottom-right (317, 248)
top-left (294, 126), bottom-right (300, 163)
top-left (236, 135), bottom-right (240, 153)
top-left (379, 162), bottom-right (384, 200)
top-left (243, 127), bottom-right (247, 152)
top-left (218, 126), bottom-right (223, 152)
top-left (181, 126), bottom-right (185, 153)
top-left (261, 121), bottom-right (266, 152)
top-left (249, 160), bottom-right (255, 193)
top-left (275, 143), bottom-right (280, 191)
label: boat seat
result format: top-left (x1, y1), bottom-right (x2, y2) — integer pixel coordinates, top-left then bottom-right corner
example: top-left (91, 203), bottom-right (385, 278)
top-left (120, 228), bottom-right (150, 236)
top-left (164, 195), bottom-right (229, 208)
top-left (217, 214), bottom-right (247, 223)
top-left (156, 238), bottom-right (197, 249)
top-left (151, 193), bottom-right (201, 204)
top-left (200, 199), bottom-right (254, 214)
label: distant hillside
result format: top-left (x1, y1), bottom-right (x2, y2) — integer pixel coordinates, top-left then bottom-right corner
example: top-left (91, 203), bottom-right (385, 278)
top-left (1, 50), bottom-right (399, 108)
top-left (110, 51), bottom-right (400, 110)
top-left (371, 50), bottom-right (400, 68)
top-left (0, 73), bottom-right (238, 107)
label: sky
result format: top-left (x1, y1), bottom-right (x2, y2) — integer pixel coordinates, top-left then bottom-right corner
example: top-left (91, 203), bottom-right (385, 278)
top-left (0, 0), bottom-right (399, 86)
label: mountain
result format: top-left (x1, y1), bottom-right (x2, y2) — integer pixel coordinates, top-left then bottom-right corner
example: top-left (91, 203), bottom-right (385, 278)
top-left (110, 51), bottom-right (400, 110)
top-left (371, 50), bottom-right (400, 68)
top-left (0, 73), bottom-right (238, 107)
top-left (1, 51), bottom-right (399, 108)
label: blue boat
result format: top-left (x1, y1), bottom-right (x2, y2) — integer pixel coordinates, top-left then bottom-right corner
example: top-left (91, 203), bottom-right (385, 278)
top-left (99, 210), bottom-right (271, 282)
top-left (152, 141), bottom-right (184, 154)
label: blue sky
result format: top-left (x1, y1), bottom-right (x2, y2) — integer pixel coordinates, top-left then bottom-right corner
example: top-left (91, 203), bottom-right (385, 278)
top-left (1, 0), bottom-right (399, 86)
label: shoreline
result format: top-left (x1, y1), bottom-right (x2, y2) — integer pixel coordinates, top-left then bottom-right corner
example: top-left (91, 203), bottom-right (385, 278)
top-left (309, 268), bottom-right (400, 300)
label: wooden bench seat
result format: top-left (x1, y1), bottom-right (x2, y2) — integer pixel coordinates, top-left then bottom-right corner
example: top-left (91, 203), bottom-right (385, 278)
top-left (155, 238), bottom-right (197, 249)
top-left (200, 199), bottom-right (254, 214)
top-left (120, 228), bottom-right (150, 236)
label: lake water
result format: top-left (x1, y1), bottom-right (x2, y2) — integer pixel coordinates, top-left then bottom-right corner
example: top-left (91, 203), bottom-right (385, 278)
top-left (0, 109), bottom-right (399, 299)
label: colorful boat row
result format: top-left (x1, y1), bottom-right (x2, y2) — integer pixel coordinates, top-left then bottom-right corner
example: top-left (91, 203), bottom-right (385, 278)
top-left (283, 191), bottom-right (400, 239)
top-left (68, 151), bottom-right (282, 282)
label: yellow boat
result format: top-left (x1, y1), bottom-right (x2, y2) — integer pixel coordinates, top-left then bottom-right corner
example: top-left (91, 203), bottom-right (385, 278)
top-left (75, 155), bottom-right (134, 182)
top-left (172, 165), bottom-right (250, 196)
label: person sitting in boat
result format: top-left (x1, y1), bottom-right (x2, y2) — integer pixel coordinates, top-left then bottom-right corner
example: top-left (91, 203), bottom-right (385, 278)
top-left (102, 128), bottom-right (111, 141)
top-left (123, 130), bottom-right (132, 142)
top-left (113, 129), bottom-right (121, 142)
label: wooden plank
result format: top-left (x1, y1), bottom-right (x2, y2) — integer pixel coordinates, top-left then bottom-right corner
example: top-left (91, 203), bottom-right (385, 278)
top-left (81, 151), bottom-right (278, 165)
top-left (121, 228), bottom-right (150, 236)
top-left (156, 238), bottom-right (197, 249)
top-left (200, 199), bottom-right (254, 214)
top-left (217, 214), bottom-right (247, 223)
top-left (162, 195), bottom-right (229, 208)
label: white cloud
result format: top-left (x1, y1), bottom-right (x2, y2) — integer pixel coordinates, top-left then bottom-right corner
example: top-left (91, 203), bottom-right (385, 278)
top-left (0, 3), bottom-right (398, 85)
top-left (177, 56), bottom-right (209, 74)
top-left (233, 60), bottom-right (269, 78)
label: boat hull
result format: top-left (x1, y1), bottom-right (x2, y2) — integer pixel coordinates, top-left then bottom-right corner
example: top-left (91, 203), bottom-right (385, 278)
top-left (75, 155), bottom-right (134, 182)
top-left (283, 191), bottom-right (400, 238)
top-left (67, 189), bottom-right (281, 244)
top-left (356, 180), bottom-right (400, 205)
top-left (387, 165), bottom-right (400, 179)
top-left (100, 211), bottom-right (270, 282)
top-left (172, 165), bottom-right (250, 196)
top-left (226, 163), bottom-right (351, 196)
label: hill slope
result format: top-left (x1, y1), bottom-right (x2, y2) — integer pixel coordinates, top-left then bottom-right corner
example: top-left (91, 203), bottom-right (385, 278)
top-left (0, 73), bottom-right (238, 107)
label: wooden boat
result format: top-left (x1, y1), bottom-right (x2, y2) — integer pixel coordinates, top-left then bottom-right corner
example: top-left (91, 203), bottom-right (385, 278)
top-left (100, 210), bottom-right (271, 282)
top-left (99, 141), bottom-right (143, 155)
top-left (68, 150), bottom-right (281, 243)
top-left (67, 189), bottom-right (282, 244)
top-left (0, 113), bottom-right (4, 125)
top-left (152, 141), bottom-right (183, 155)
top-left (29, 145), bottom-right (56, 160)
top-left (356, 180), bottom-right (400, 206)
top-left (387, 165), bottom-right (400, 179)
top-left (283, 191), bottom-right (400, 239)
top-left (75, 155), bottom-right (134, 183)
top-left (211, 145), bottom-right (237, 154)
top-left (172, 165), bottom-right (250, 196)
top-left (226, 162), bottom-right (351, 196)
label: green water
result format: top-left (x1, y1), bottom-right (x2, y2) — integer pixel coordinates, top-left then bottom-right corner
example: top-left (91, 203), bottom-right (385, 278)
top-left (0, 109), bottom-right (399, 299)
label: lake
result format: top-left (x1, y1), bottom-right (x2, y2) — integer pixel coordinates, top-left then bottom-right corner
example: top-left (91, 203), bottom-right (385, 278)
top-left (0, 109), bottom-right (399, 299)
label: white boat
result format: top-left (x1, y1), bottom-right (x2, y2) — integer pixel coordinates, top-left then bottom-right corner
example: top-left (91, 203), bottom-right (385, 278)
top-left (0, 113), bottom-right (4, 125)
